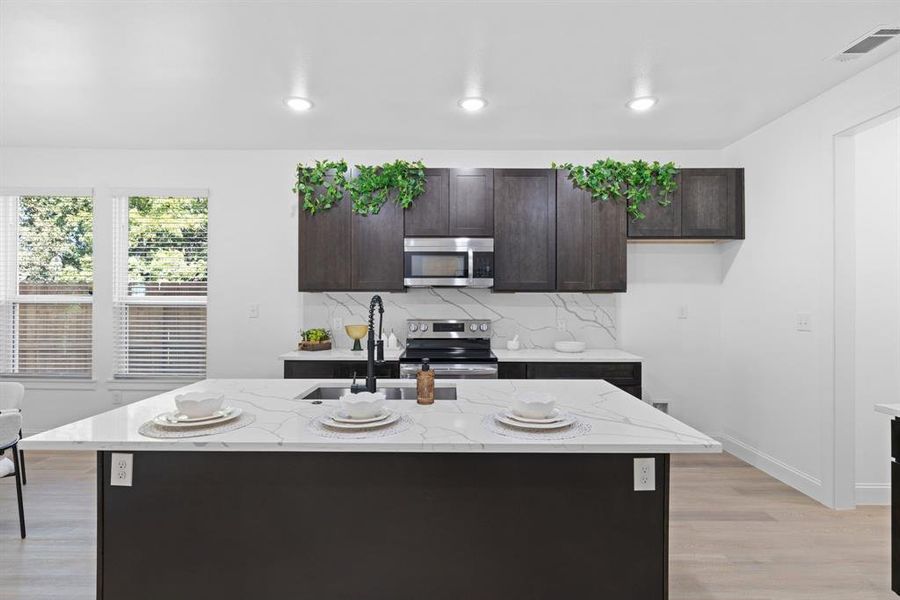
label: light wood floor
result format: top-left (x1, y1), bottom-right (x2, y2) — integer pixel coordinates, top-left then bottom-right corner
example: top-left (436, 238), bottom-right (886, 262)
top-left (0, 451), bottom-right (894, 599)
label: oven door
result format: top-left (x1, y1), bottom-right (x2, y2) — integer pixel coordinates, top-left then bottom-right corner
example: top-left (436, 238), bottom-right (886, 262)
top-left (400, 362), bottom-right (499, 379)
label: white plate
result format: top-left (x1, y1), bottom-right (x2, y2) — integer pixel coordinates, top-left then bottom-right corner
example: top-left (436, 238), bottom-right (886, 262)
top-left (322, 411), bottom-right (401, 430)
top-left (505, 408), bottom-right (563, 424)
top-left (154, 408), bottom-right (242, 428)
top-left (330, 409), bottom-right (392, 424)
top-left (166, 408), bottom-right (235, 423)
top-left (494, 412), bottom-right (574, 430)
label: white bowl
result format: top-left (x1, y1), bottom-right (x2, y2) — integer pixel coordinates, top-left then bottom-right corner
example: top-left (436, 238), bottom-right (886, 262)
top-left (554, 341), bottom-right (586, 353)
top-left (339, 391), bottom-right (386, 419)
top-left (512, 392), bottom-right (557, 419)
top-left (174, 392), bottom-right (225, 418)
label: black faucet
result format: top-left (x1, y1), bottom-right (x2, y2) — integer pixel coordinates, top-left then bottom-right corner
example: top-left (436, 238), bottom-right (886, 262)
top-left (352, 295), bottom-right (384, 393)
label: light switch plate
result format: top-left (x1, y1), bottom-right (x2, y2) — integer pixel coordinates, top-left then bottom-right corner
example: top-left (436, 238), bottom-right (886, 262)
top-left (111, 452), bottom-right (133, 487)
top-left (634, 457), bottom-right (655, 491)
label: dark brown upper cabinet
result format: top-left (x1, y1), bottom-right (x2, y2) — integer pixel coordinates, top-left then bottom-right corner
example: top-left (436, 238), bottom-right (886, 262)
top-left (449, 169), bottom-right (494, 237)
top-left (680, 168), bottom-right (744, 238)
top-left (556, 172), bottom-right (627, 292)
top-left (298, 180), bottom-right (352, 291)
top-left (627, 172), bottom-right (683, 238)
top-left (351, 197), bottom-right (405, 291)
top-left (403, 169), bottom-right (450, 236)
top-left (627, 168), bottom-right (744, 239)
top-left (493, 169), bottom-right (556, 291)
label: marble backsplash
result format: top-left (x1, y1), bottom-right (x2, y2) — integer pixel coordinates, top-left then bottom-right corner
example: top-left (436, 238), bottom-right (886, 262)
top-left (300, 289), bottom-right (617, 350)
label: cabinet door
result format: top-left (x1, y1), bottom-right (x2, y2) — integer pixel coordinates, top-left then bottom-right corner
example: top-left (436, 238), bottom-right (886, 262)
top-left (556, 172), bottom-right (626, 292)
top-left (298, 183), bottom-right (352, 291)
top-left (627, 173), bottom-right (682, 238)
top-left (449, 169), bottom-right (494, 237)
top-left (494, 169), bottom-right (556, 291)
top-left (556, 172), bottom-right (593, 291)
top-left (680, 168), bottom-right (742, 238)
top-left (352, 197), bottom-right (404, 291)
top-left (404, 169), bottom-right (449, 236)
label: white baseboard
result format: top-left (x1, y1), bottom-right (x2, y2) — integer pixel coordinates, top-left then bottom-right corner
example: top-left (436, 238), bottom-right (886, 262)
top-left (715, 433), bottom-right (825, 504)
top-left (856, 483), bottom-right (891, 505)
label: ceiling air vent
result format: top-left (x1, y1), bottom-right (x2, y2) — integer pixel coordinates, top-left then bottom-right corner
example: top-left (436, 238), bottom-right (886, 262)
top-left (832, 26), bottom-right (900, 61)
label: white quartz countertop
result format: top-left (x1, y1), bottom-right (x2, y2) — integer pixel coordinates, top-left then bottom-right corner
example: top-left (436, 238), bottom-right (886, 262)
top-left (491, 348), bottom-right (642, 362)
top-left (279, 348), bottom-right (641, 362)
top-left (875, 404), bottom-right (900, 417)
top-left (280, 348), bottom-right (404, 361)
top-left (22, 379), bottom-right (718, 454)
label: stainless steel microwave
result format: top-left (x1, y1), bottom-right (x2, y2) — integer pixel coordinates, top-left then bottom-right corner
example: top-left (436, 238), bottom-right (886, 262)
top-left (403, 238), bottom-right (494, 288)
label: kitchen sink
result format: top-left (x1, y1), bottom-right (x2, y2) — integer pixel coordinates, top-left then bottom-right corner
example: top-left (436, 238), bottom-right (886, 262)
top-left (298, 386), bottom-right (458, 401)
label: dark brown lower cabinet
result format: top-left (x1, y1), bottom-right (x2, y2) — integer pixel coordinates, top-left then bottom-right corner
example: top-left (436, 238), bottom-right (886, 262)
top-left (493, 169), bottom-right (557, 291)
top-left (98, 451), bottom-right (670, 600)
top-left (505, 361), bottom-right (642, 399)
top-left (284, 360), bottom-right (399, 379)
top-left (556, 171), bottom-right (627, 292)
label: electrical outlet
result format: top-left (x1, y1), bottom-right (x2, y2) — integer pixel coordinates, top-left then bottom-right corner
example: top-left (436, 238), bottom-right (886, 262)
top-left (111, 391), bottom-right (123, 406)
top-left (248, 303), bottom-right (260, 319)
top-left (111, 452), bottom-right (133, 487)
top-left (333, 317), bottom-right (343, 332)
top-left (557, 320), bottom-right (567, 331)
top-left (796, 312), bottom-right (812, 332)
top-left (678, 305), bottom-right (688, 320)
top-left (634, 457), bottom-right (655, 491)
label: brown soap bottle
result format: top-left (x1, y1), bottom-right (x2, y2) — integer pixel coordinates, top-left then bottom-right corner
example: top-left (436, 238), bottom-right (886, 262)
top-left (416, 358), bottom-right (435, 405)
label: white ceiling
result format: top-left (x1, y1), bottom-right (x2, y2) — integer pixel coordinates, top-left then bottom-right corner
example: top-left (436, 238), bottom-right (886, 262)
top-left (1, 1), bottom-right (899, 150)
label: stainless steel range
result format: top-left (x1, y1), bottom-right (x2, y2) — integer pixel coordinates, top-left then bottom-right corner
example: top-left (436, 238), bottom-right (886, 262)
top-left (399, 319), bottom-right (498, 379)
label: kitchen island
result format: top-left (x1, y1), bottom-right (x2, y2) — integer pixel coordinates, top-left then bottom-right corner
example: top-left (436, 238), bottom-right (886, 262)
top-left (23, 379), bottom-right (720, 600)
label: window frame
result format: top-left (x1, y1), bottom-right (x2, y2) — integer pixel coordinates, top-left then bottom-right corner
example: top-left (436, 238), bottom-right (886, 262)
top-left (0, 192), bottom-right (95, 379)
top-left (111, 191), bottom-right (209, 380)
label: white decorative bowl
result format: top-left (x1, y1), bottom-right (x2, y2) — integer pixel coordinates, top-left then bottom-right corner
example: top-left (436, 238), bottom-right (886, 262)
top-left (174, 392), bottom-right (225, 418)
top-left (339, 391), bottom-right (386, 419)
top-left (554, 341), bottom-right (586, 353)
top-left (512, 392), bottom-right (557, 419)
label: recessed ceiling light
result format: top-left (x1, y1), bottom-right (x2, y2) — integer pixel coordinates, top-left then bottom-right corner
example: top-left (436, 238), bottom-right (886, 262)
top-left (458, 97), bottom-right (487, 112)
top-left (284, 97), bottom-right (313, 112)
top-left (627, 96), bottom-right (657, 112)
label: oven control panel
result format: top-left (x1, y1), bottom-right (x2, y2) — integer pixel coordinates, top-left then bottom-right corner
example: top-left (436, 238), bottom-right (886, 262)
top-left (406, 319), bottom-right (492, 339)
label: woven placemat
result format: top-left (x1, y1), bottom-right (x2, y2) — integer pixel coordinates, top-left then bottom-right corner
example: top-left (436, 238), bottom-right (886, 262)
top-left (307, 414), bottom-right (414, 439)
top-left (139, 413), bottom-right (256, 439)
top-left (482, 413), bottom-right (592, 440)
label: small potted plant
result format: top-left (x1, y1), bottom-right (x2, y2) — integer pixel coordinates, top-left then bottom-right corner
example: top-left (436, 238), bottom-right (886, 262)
top-left (299, 328), bottom-right (332, 351)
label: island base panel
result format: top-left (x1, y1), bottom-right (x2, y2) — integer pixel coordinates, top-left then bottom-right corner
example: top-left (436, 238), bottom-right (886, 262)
top-left (98, 451), bottom-right (669, 600)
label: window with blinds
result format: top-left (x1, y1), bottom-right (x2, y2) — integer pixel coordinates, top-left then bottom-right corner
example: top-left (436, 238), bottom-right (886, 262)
top-left (113, 196), bottom-right (208, 378)
top-left (0, 196), bottom-right (94, 377)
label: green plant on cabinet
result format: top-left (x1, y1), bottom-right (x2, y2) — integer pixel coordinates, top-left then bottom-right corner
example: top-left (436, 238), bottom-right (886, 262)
top-left (294, 159), bottom-right (427, 216)
top-left (552, 159), bottom-right (678, 220)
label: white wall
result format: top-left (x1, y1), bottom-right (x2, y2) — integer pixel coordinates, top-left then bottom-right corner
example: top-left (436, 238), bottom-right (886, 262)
top-left (720, 53), bottom-right (900, 506)
top-left (0, 147), bottom-right (728, 434)
top-left (854, 116), bottom-right (900, 504)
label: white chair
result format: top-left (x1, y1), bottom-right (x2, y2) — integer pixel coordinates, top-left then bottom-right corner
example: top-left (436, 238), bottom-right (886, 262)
top-left (0, 382), bottom-right (25, 485)
top-left (0, 411), bottom-right (25, 538)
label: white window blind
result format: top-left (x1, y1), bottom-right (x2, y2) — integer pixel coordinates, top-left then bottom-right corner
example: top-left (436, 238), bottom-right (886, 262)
top-left (0, 196), bottom-right (94, 377)
top-left (113, 196), bottom-right (208, 378)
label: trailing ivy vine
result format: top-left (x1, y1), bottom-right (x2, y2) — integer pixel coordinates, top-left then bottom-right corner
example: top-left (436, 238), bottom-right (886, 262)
top-left (347, 160), bottom-right (427, 216)
top-left (552, 159), bottom-right (678, 220)
top-left (293, 159), bottom-right (427, 216)
top-left (293, 159), bottom-right (349, 214)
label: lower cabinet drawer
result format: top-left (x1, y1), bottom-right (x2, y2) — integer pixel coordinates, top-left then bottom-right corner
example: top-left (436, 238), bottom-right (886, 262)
top-left (526, 362), bottom-right (641, 384)
top-left (284, 360), bottom-right (399, 379)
